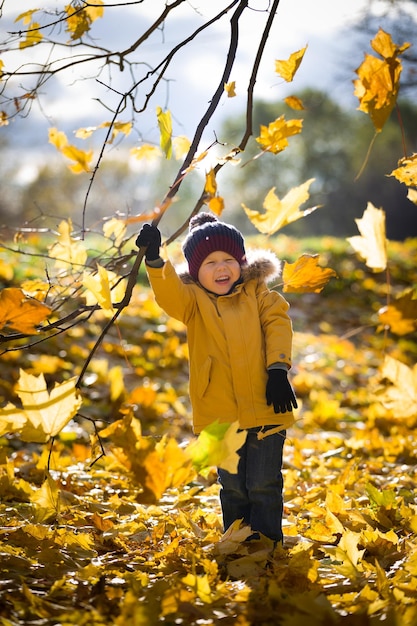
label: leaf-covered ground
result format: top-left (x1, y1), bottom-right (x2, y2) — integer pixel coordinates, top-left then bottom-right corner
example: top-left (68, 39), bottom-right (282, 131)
top-left (1, 235), bottom-right (417, 625)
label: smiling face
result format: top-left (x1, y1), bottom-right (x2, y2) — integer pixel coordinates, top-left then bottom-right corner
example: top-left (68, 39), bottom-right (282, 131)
top-left (197, 250), bottom-right (242, 295)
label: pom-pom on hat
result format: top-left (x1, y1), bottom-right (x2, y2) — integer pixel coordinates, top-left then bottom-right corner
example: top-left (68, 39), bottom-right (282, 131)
top-left (182, 212), bottom-right (246, 280)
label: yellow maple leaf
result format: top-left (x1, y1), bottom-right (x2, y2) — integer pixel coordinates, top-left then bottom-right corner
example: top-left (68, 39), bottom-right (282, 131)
top-left (324, 530), bottom-right (365, 580)
top-left (130, 144), bottom-right (162, 161)
top-left (75, 120), bottom-right (132, 143)
top-left (390, 153), bottom-right (417, 187)
top-left (275, 46), bottom-right (307, 82)
top-left (208, 196), bottom-right (224, 216)
top-left (282, 254), bottom-right (337, 293)
top-left (0, 287), bottom-right (51, 335)
top-left (284, 95), bottom-right (305, 110)
top-left (65, 0), bottom-right (104, 40)
top-left (62, 144), bottom-right (93, 173)
top-left (100, 120), bottom-right (132, 143)
top-left (204, 169), bottom-right (217, 196)
top-left (187, 421), bottom-right (247, 475)
top-left (173, 135), bottom-right (191, 160)
top-left (353, 29), bottom-right (410, 132)
top-left (48, 128), bottom-right (93, 172)
top-left (378, 290), bottom-right (417, 335)
top-left (19, 21), bottom-right (42, 49)
top-left (256, 115), bottom-right (303, 155)
top-left (0, 369), bottom-right (82, 443)
top-left (48, 127), bottom-right (68, 151)
top-left (48, 219), bottom-right (88, 271)
top-left (31, 475), bottom-right (60, 523)
top-left (347, 202), bottom-right (387, 272)
top-left (407, 188), bottom-right (417, 205)
top-left (375, 355), bottom-right (417, 418)
top-left (15, 10), bottom-right (39, 25)
top-left (242, 179), bottom-right (318, 235)
top-left (224, 81), bottom-right (236, 97)
top-left (182, 573), bottom-right (215, 604)
top-left (83, 264), bottom-right (127, 314)
top-left (103, 218), bottom-right (126, 247)
top-left (157, 106), bottom-right (172, 159)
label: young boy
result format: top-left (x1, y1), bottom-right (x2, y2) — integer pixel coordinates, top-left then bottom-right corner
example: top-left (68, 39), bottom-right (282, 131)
top-left (136, 213), bottom-right (297, 543)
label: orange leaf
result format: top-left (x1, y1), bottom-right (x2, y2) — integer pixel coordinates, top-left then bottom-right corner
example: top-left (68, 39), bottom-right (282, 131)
top-left (0, 288), bottom-right (51, 334)
top-left (282, 254), bottom-right (337, 293)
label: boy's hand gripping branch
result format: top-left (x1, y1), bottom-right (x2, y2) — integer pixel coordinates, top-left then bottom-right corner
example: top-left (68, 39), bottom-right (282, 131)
top-left (136, 224), bottom-right (161, 261)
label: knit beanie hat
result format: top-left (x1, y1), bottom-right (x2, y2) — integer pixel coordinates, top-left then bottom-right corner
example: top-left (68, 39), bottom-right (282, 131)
top-left (182, 213), bottom-right (246, 280)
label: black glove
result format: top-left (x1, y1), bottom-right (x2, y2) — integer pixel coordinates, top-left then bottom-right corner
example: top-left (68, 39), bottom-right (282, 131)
top-left (266, 369), bottom-right (298, 413)
top-left (135, 223), bottom-right (161, 261)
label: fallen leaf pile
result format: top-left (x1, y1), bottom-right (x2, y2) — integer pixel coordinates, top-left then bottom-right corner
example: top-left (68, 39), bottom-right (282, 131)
top-left (0, 234), bottom-right (416, 625)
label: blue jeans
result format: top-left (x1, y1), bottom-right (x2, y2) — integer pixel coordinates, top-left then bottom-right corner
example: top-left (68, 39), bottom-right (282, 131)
top-left (217, 427), bottom-right (286, 542)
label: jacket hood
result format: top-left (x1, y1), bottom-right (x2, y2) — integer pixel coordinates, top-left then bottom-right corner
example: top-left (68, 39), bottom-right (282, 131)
top-left (178, 248), bottom-right (282, 285)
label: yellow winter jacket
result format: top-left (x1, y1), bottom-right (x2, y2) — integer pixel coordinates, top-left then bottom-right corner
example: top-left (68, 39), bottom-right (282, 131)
top-left (146, 251), bottom-right (295, 434)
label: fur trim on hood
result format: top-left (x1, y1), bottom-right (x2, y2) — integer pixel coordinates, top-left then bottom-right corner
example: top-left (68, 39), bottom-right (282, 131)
top-left (178, 248), bottom-right (282, 285)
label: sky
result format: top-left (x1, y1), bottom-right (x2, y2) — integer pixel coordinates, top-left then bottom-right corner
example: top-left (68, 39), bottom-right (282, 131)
top-left (1, 0), bottom-right (413, 173)
top-left (1, 0), bottom-right (373, 133)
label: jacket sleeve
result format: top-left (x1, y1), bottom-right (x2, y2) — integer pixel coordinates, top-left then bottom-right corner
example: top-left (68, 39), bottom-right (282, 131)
top-left (145, 260), bottom-right (197, 324)
top-left (256, 282), bottom-right (293, 369)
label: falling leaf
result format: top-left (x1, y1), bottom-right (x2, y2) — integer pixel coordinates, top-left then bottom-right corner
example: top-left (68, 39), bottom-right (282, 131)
top-left (284, 95), bottom-right (305, 110)
top-left (242, 179), bottom-right (318, 234)
top-left (347, 202), bottom-right (387, 272)
top-left (157, 106), bottom-right (172, 159)
top-left (407, 188), bottom-right (417, 205)
top-left (187, 421), bottom-right (246, 475)
top-left (15, 9), bottom-right (39, 25)
top-left (62, 144), bottom-right (93, 173)
top-left (173, 135), bottom-right (191, 160)
top-left (353, 29), bottom-right (410, 131)
top-left (204, 169), bottom-right (217, 196)
top-left (256, 115), bottom-right (303, 155)
top-left (0, 369), bottom-right (82, 443)
top-left (275, 46), bottom-right (307, 82)
top-left (18, 22), bottom-right (43, 49)
top-left (208, 196), bottom-right (224, 216)
top-left (48, 127), bottom-right (68, 151)
top-left (75, 120), bottom-right (132, 143)
top-left (48, 128), bottom-right (93, 173)
top-left (224, 81), bottom-right (236, 97)
top-left (390, 153), bottom-right (417, 187)
top-left (375, 355), bottom-right (417, 418)
top-left (378, 290), bottom-right (417, 335)
top-left (0, 287), bottom-right (51, 334)
top-left (130, 144), bottom-right (162, 161)
top-left (83, 264), bottom-right (127, 314)
top-left (282, 254), bottom-right (337, 293)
